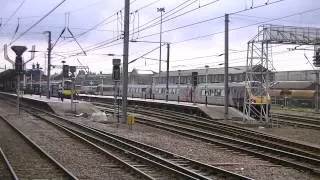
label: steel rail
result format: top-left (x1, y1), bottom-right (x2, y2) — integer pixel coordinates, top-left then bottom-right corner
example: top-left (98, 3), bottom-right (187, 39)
top-left (0, 147), bottom-right (19, 180)
top-left (24, 109), bottom-right (199, 180)
top-left (97, 106), bottom-right (320, 175)
top-left (26, 106), bottom-right (252, 180)
top-left (0, 115), bottom-right (78, 180)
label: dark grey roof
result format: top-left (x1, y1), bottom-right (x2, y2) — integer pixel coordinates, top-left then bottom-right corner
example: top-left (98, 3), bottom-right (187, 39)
top-left (155, 66), bottom-right (248, 77)
top-left (0, 69), bottom-right (15, 79)
top-left (271, 81), bottom-right (315, 90)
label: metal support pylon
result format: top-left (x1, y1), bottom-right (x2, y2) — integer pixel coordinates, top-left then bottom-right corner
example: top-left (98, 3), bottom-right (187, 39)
top-left (244, 24), bottom-right (320, 122)
top-left (243, 30), bottom-right (272, 123)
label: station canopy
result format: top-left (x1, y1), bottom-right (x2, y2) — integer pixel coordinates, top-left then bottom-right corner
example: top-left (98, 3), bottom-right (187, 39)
top-left (0, 69), bottom-right (15, 80)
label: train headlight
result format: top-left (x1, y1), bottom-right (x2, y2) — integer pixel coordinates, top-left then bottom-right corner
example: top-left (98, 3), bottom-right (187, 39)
top-left (250, 98), bottom-right (256, 103)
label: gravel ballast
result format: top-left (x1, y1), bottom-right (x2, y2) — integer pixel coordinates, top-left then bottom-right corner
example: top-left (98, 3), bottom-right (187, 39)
top-left (66, 115), bottom-right (318, 180)
top-left (0, 103), bottom-right (138, 180)
top-left (0, 98), bottom-right (318, 179)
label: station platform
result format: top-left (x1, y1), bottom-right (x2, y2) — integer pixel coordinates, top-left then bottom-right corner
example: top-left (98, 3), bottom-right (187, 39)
top-left (0, 92), bottom-right (99, 116)
top-left (79, 94), bottom-right (244, 120)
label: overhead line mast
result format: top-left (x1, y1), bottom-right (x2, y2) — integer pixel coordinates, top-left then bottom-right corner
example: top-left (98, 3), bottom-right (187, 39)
top-left (122, 0), bottom-right (130, 123)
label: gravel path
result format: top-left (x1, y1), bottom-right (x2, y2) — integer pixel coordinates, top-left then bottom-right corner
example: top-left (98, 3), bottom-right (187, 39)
top-left (65, 115), bottom-right (319, 180)
top-left (0, 103), bottom-right (138, 180)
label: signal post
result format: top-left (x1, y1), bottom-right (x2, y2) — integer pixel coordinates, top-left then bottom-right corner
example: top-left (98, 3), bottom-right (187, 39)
top-left (112, 59), bottom-right (121, 123)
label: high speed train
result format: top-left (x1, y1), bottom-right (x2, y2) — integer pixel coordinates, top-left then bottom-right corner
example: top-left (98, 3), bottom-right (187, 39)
top-left (95, 81), bottom-right (270, 112)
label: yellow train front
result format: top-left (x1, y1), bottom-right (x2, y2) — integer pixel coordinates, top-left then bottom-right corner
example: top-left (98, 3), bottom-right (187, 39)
top-left (245, 81), bottom-right (271, 120)
top-left (60, 80), bottom-right (81, 98)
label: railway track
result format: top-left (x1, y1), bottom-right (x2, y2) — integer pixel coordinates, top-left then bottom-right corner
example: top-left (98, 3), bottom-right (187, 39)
top-left (272, 113), bottom-right (320, 130)
top-left (0, 115), bottom-right (77, 180)
top-left (13, 109), bottom-right (185, 179)
top-left (23, 106), bottom-right (251, 180)
top-left (95, 102), bottom-right (320, 156)
top-left (94, 103), bottom-right (320, 175)
top-left (0, 148), bottom-right (18, 180)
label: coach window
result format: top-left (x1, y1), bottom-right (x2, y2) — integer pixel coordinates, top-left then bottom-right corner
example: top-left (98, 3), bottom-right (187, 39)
top-left (220, 89), bottom-right (225, 96)
top-left (201, 89), bottom-right (206, 96)
top-left (209, 89), bottom-right (214, 96)
top-left (180, 77), bottom-right (184, 84)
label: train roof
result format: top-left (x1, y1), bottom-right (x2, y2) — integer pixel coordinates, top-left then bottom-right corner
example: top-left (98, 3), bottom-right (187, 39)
top-left (153, 82), bottom-right (245, 88)
top-left (271, 81), bottom-right (315, 90)
top-left (198, 82), bottom-right (245, 88)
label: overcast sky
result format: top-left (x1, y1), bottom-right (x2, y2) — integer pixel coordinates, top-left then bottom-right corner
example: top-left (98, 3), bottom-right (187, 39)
top-left (0, 0), bottom-right (320, 74)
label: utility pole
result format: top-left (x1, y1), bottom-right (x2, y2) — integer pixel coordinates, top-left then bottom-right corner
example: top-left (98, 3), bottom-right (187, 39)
top-left (166, 43), bottom-right (170, 101)
top-left (316, 70), bottom-right (319, 112)
top-left (178, 70), bottom-right (181, 103)
top-left (157, 7), bottom-right (165, 81)
top-left (205, 65), bottom-right (209, 106)
top-left (45, 31), bottom-right (52, 99)
top-left (224, 14), bottom-right (229, 120)
top-left (122, 0), bottom-right (130, 123)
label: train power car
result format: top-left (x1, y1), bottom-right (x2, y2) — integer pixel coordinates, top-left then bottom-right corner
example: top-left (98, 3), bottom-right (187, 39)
top-left (94, 81), bottom-right (270, 119)
top-left (244, 81), bottom-right (270, 118)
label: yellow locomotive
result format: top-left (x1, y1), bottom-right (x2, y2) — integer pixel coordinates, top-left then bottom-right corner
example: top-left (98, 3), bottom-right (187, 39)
top-left (58, 80), bottom-right (81, 98)
top-left (244, 81), bottom-right (271, 119)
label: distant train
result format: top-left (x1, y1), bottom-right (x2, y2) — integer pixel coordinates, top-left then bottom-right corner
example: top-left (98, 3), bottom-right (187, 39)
top-left (94, 81), bottom-right (270, 113)
top-left (23, 80), bottom-right (80, 98)
top-left (269, 81), bottom-right (319, 108)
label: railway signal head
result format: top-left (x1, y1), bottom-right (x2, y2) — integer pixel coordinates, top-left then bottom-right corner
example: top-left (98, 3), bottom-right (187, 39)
top-left (112, 59), bottom-right (121, 81)
top-left (11, 46), bottom-right (27, 74)
top-left (70, 66), bottom-right (77, 73)
top-left (192, 72), bottom-right (198, 87)
top-left (11, 46), bottom-right (27, 57)
top-left (15, 56), bottom-right (23, 74)
top-left (63, 65), bottom-right (69, 78)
